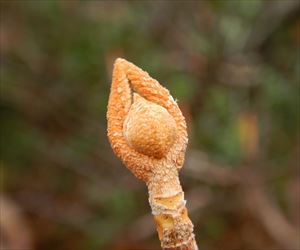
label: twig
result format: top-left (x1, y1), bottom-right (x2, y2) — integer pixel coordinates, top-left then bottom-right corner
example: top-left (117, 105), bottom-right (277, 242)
top-left (126, 188), bottom-right (211, 242)
top-left (242, 186), bottom-right (300, 250)
top-left (107, 58), bottom-right (198, 250)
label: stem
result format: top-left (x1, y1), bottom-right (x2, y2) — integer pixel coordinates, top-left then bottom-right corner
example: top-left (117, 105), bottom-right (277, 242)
top-left (107, 58), bottom-right (197, 249)
top-left (147, 162), bottom-right (198, 250)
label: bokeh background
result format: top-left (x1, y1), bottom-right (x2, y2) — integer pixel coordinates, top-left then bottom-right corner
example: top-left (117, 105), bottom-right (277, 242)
top-left (1, 1), bottom-right (299, 250)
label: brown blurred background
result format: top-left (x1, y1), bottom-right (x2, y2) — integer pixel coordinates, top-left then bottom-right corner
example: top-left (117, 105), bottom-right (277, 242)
top-left (1, 1), bottom-right (299, 250)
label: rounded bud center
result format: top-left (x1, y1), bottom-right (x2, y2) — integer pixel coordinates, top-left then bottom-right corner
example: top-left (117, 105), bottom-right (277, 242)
top-left (124, 94), bottom-right (176, 159)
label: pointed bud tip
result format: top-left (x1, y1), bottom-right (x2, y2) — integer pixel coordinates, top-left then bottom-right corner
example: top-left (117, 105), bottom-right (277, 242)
top-left (114, 57), bottom-right (131, 66)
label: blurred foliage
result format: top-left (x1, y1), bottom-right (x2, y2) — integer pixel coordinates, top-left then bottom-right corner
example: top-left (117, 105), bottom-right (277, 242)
top-left (0, 1), bottom-right (299, 250)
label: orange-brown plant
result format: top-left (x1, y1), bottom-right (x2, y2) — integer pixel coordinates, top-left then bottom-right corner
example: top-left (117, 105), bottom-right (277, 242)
top-left (107, 58), bottom-right (198, 250)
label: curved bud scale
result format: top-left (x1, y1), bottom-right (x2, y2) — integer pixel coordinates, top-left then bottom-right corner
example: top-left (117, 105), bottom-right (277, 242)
top-left (107, 58), bottom-right (198, 250)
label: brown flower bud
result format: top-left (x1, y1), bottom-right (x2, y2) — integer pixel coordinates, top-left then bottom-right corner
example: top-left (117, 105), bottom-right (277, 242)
top-left (107, 58), bottom-right (198, 250)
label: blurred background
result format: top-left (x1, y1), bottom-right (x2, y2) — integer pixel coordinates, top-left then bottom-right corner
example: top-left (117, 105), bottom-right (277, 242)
top-left (1, 1), bottom-right (299, 250)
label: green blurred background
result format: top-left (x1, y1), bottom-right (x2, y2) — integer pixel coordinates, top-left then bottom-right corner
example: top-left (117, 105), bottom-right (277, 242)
top-left (1, 1), bottom-right (299, 250)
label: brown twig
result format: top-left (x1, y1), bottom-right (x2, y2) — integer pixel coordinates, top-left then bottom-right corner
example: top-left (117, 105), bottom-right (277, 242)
top-left (107, 58), bottom-right (198, 250)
